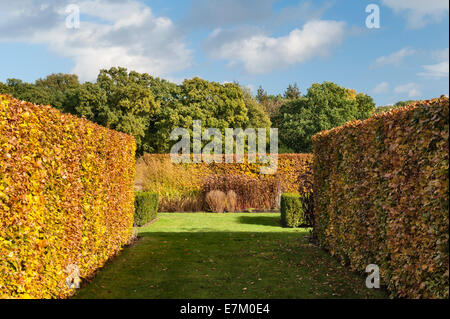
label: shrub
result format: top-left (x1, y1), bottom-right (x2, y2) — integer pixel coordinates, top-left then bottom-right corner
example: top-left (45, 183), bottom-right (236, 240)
top-left (280, 193), bottom-right (311, 228)
top-left (205, 190), bottom-right (227, 213)
top-left (225, 190), bottom-right (237, 212)
top-left (159, 194), bottom-right (204, 212)
top-left (0, 95), bottom-right (136, 299)
top-left (202, 174), bottom-right (281, 211)
top-left (312, 97), bottom-right (449, 298)
top-left (134, 192), bottom-right (159, 226)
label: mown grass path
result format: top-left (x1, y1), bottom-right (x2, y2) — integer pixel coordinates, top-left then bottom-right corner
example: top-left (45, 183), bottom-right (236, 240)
top-left (75, 213), bottom-right (387, 299)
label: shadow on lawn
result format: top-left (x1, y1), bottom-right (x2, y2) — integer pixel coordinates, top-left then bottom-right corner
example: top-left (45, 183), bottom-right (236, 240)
top-left (73, 213), bottom-right (388, 299)
top-left (237, 215), bottom-right (282, 227)
top-left (74, 229), bottom-right (387, 299)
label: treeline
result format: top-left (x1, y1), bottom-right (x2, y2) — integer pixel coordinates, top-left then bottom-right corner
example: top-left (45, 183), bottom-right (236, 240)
top-left (257, 82), bottom-right (375, 152)
top-left (0, 67), bottom-right (376, 154)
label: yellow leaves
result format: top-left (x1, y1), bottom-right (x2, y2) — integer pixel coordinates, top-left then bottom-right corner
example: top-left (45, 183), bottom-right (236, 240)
top-left (0, 95), bottom-right (135, 299)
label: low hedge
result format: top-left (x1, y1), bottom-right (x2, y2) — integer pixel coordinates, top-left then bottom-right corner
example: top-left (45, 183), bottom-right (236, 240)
top-left (0, 95), bottom-right (136, 298)
top-left (312, 97), bottom-right (449, 298)
top-left (134, 192), bottom-right (158, 226)
top-left (280, 193), bottom-right (311, 228)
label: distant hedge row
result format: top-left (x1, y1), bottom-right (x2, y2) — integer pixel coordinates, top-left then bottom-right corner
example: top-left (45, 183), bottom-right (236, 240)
top-left (312, 97), bottom-right (449, 298)
top-left (137, 153), bottom-right (313, 212)
top-left (0, 95), bottom-right (136, 298)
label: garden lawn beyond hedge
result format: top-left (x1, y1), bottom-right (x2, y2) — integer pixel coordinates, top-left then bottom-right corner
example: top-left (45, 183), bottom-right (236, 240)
top-left (75, 213), bottom-right (387, 299)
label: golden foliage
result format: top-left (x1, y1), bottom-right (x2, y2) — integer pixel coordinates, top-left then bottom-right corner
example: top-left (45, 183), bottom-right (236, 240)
top-left (0, 95), bottom-right (136, 299)
top-left (312, 97), bottom-right (449, 298)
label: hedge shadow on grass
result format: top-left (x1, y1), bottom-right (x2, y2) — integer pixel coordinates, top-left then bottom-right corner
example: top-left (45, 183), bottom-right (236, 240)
top-left (74, 230), bottom-right (387, 299)
top-left (237, 215), bottom-right (281, 227)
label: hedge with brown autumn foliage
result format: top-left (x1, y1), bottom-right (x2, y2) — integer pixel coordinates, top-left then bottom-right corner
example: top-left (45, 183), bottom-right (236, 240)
top-left (312, 97), bottom-right (449, 298)
top-left (0, 95), bottom-right (136, 298)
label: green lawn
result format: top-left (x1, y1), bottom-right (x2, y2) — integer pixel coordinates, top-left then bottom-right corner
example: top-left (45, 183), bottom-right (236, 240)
top-left (74, 213), bottom-right (387, 299)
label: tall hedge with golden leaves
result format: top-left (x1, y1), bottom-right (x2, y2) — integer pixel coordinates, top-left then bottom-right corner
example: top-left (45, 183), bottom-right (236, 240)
top-left (0, 95), bottom-right (136, 299)
top-left (312, 97), bottom-right (449, 298)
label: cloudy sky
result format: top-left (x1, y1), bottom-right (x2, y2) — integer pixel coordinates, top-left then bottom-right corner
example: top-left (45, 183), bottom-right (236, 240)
top-left (0, 0), bottom-right (448, 106)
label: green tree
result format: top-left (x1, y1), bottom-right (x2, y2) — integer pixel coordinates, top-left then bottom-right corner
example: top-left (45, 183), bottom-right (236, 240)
top-left (256, 85), bottom-right (267, 103)
top-left (240, 85), bottom-right (271, 129)
top-left (284, 83), bottom-right (301, 100)
top-left (35, 73), bottom-right (79, 91)
top-left (94, 67), bottom-right (159, 149)
top-left (3, 78), bottom-right (56, 107)
top-left (0, 81), bottom-right (9, 94)
top-left (35, 74), bottom-right (80, 110)
top-left (256, 85), bottom-right (286, 120)
top-left (64, 82), bottom-right (107, 120)
top-left (274, 82), bottom-right (375, 153)
top-left (143, 78), bottom-right (255, 153)
top-left (1, 75), bottom-right (80, 111)
top-left (62, 67), bottom-right (159, 152)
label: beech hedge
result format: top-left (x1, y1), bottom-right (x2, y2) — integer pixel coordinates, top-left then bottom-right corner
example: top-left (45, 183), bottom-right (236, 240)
top-left (0, 95), bottom-right (136, 298)
top-left (312, 97), bottom-right (449, 298)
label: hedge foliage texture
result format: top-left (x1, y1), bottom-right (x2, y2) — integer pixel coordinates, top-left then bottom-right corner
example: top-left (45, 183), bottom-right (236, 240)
top-left (312, 97), bottom-right (449, 298)
top-left (0, 95), bottom-right (136, 298)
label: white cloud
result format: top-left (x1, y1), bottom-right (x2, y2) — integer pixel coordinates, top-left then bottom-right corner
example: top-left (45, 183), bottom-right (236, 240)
top-left (394, 83), bottom-right (422, 98)
top-left (373, 82), bottom-right (389, 94)
top-left (419, 62), bottom-right (449, 79)
top-left (205, 20), bottom-right (346, 74)
top-left (372, 48), bottom-right (415, 68)
top-left (0, 0), bottom-right (193, 81)
top-left (382, 0), bottom-right (449, 28)
top-left (418, 48), bottom-right (449, 78)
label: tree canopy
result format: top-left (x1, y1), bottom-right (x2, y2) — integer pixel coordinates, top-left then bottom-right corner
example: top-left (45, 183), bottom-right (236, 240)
top-left (273, 82), bottom-right (376, 153)
top-left (1, 70), bottom-right (377, 155)
top-left (284, 83), bottom-right (301, 100)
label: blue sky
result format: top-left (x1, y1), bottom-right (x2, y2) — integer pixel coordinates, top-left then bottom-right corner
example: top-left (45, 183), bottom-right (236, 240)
top-left (0, 0), bottom-right (448, 106)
